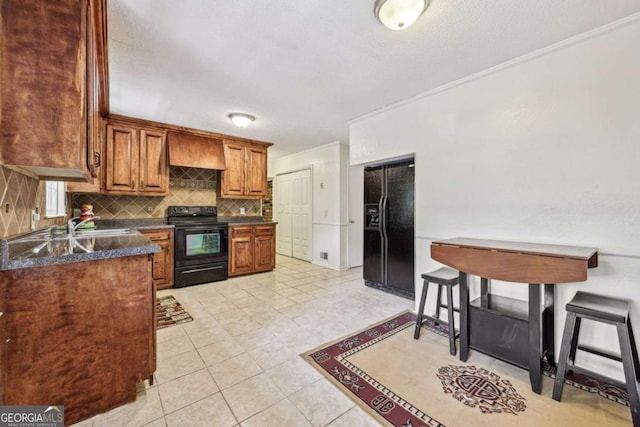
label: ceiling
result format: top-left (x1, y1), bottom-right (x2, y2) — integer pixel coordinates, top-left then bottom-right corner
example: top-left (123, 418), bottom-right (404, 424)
top-left (107, 0), bottom-right (640, 159)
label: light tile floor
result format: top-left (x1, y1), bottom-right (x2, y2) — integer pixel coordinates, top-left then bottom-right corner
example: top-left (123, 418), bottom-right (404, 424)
top-left (73, 255), bottom-right (412, 426)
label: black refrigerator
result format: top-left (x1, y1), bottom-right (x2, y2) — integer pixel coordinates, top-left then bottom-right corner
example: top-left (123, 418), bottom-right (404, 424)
top-left (363, 159), bottom-right (415, 299)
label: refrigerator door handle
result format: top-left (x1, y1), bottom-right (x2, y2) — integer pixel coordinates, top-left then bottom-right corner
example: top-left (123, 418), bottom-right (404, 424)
top-left (381, 195), bottom-right (389, 284)
top-left (381, 196), bottom-right (388, 240)
top-left (378, 196), bottom-right (385, 284)
top-left (378, 198), bottom-right (384, 238)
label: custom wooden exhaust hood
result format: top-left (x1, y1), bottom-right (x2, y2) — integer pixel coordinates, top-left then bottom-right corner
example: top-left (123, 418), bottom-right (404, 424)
top-left (167, 131), bottom-right (226, 170)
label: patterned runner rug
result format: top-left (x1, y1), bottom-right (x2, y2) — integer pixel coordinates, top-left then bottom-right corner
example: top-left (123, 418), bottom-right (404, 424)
top-left (302, 311), bottom-right (632, 426)
top-left (157, 295), bottom-right (193, 329)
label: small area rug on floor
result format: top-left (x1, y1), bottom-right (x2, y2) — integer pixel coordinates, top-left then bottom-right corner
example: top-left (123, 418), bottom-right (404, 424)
top-left (156, 295), bottom-right (193, 329)
top-left (419, 318), bottom-right (630, 407)
top-left (302, 311), bottom-right (631, 427)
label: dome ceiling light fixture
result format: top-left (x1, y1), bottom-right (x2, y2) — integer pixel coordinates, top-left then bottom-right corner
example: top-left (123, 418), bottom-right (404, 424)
top-left (228, 113), bottom-right (255, 128)
top-left (374, 0), bottom-right (429, 31)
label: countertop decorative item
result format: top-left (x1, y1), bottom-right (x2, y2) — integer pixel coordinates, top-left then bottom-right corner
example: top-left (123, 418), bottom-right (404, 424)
top-left (78, 203), bottom-right (96, 229)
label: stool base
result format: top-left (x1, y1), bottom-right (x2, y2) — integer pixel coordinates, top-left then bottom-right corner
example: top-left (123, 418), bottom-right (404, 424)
top-left (552, 292), bottom-right (640, 427)
top-left (414, 268), bottom-right (459, 356)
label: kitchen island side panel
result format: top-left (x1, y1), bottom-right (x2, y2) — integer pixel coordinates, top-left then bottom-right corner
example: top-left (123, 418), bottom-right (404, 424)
top-left (0, 254), bottom-right (154, 426)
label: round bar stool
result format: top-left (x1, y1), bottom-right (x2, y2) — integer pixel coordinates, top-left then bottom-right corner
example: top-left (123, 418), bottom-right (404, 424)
top-left (552, 291), bottom-right (639, 426)
top-left (414, 266), bottom-right (460, 355)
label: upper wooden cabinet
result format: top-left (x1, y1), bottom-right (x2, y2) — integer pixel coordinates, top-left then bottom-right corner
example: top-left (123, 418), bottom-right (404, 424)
top-left (219, 140), bottom-right (268, 198)
top-left (0, 0), bottom-right (107, 182)
top-left (104, 120), bottom-right (168, 195)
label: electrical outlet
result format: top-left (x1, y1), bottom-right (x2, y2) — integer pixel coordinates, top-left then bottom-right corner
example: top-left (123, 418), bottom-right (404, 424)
top-left (240, 207), bottom-right (245, 215)
top-left (320, 252), bottom-right (328, 260)
top-left (30, 209), bottom-right (37, 230)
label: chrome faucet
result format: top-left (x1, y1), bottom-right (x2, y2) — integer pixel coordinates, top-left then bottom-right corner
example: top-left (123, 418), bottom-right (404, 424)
top-left (67, 216), bottom-right (101, 235)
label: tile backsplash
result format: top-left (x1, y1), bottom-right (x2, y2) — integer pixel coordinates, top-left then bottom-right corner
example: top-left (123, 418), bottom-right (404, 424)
top-left (0, 166), bottom-right (64, 238)
top-left (0, 166), bottom-right (261, 238)
top-left (71, 167), bottom-right (261, 219)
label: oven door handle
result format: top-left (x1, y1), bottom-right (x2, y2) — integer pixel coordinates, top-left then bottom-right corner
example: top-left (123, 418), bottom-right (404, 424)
top-left (174, 224), bottom-right (228, 232)
top-left (181, 265), bottom-right (226, 274)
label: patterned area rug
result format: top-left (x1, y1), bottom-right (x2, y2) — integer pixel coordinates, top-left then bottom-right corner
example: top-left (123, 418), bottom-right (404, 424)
top-left (419, 318), bottom-right (630, 407)
top-left (157, 295), bottom-right (193, 329)
top-left (303, 311), bottom-right (632, 426)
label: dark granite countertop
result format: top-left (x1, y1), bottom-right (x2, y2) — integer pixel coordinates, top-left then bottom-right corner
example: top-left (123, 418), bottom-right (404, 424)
top-left (97, 218), bottom-right (174, 230)
top-left (0, 228), bottom-right (160, 271)
top-left (99, 216), bottom-right (275, 227)
top-left (0, 215), bottom-right (278, 270)
top-left (220, 216), bottom-right (277, 226)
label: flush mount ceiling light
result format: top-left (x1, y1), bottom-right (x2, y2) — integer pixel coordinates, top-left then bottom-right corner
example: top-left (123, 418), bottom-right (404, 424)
top-left (374, 0), bottom-right (429, 30)
top-left (228, 113), bottom-right (255, 128)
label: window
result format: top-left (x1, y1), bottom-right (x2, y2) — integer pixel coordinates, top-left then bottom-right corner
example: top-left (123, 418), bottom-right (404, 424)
top-left (45, 181), bottom-right (66, 218)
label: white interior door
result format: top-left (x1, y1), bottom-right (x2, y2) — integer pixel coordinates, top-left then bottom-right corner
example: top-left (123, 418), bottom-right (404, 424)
top-left (275, 173), bottom-right (293, 257)
top-left (292, 169), bottom-right (312, 261)
top-left (275, 169), bottom-right (312, 261)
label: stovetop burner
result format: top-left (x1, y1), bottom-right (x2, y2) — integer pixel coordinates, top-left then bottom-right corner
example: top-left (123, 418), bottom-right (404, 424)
top-left (167, 205), bottom-right (218, 218)
top-left (167, 206), bottom-right (228, 227)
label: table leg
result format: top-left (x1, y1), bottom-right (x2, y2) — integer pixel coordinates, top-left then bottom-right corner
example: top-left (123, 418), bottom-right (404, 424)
top-left (480, 277), bottom-right (490, 308)
top-left (481, 277), bottom-right (489, 295)
top-left (459, 271), bottom-right (469, 362)
top-left (542, 284), bottom-right (555, 367)
top-left (529, 283), bottom-right (542, 394)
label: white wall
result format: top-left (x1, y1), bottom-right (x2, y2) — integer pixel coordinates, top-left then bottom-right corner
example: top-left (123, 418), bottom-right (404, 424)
top-left (273, 141), bottom-right (350, 270)
top-left (348, 164), bottom-right (364, 267)
top-left (349, 16), bottom-right (640, 380)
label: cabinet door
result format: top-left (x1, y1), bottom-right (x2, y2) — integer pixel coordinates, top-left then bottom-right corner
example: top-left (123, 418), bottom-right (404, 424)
top-left (151, 241), bottom-right (169, 285)
top-left (140, 229), bottom-right (174, 289)
top-left (254, 225), bottom-right (275, 272)
top-left (139, 128), bottom-right (168, 194)
top-left (66, 119), bottom-right (104, 194)
top-left (0, 0), bottom-right (90, 181)
top-left (230, 226), bottom-right (254, 275)
top-left (104, 124), bottom-right (138, 193)
top-left (245, 145), bottom-right (268, 197)
top-left (221, 141), bottom-right (246, 197)
top-left (85, 0), bottom-right (105, 181)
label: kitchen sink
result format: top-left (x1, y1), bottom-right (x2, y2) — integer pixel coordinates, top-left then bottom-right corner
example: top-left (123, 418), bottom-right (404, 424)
top-left (73, 228), bottom-right (133, 236)
top-left (5, 228), bottom-right (138, 260)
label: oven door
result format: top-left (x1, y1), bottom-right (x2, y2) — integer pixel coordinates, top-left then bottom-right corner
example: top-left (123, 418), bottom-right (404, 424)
top-left (174, 224), bottom-right (228, 266)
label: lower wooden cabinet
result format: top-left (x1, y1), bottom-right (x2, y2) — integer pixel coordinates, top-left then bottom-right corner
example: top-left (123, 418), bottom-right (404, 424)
top-left (139, 229), bottom-right (174, 289)
top-left (254, 225), bottom-right (276, 271)
top-left (229, 224), bottom-right (276, 276)
top-left (0, 254), bottom-right (155, 426)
